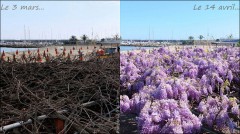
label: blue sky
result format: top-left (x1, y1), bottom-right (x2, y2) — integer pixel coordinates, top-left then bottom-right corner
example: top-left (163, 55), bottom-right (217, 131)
top-left (121, 1), bottom-right (239, 40)
top-left (1, 1), bottom-right (120, 40)
top-left (1, 1), bottom-right (239, 40)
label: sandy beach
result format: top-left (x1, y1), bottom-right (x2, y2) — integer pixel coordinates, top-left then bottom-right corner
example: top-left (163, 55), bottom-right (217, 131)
top-left (120, 45), bottom-right (230, 54)
top-left (2, 44), bottom-right (236, 62)
top-left (1, 44), bottom-right (118, 62)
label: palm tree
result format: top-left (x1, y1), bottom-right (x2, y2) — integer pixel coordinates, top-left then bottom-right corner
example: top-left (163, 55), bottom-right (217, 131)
top-left (228, 34), bottom-right (234, 47)
top-left (69, 35), bottom-right (78, 44)
top-left (114, 34), bottom-right (119, 40)
top-left (228, 34), bottom-right (233, 40)
top-left (81, 34), bottom-right (88, 45)
top-left (199, 35), bottom-right (204, 45)
top-left (188, 36), bottom-right (194, 45)
top-left (101, 38), bottom-right (105, 42)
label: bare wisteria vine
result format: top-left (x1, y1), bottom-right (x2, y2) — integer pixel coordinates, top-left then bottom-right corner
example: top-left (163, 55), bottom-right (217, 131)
top-left (0, 55), bottom-right (119, 133)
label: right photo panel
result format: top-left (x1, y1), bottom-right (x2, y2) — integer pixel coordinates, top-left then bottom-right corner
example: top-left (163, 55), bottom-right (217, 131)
top-left (120, 1), bottom-right (239, 134)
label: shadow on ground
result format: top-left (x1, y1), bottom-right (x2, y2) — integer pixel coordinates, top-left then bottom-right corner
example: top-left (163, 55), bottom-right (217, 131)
top-left (120, 114), bottom-right (138, 134)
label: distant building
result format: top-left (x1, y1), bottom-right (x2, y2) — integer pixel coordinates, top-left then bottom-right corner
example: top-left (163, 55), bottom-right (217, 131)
top-left (96, 38), bottom-right (120, 47)
top-left (211, 39), bottom-right (239, 46)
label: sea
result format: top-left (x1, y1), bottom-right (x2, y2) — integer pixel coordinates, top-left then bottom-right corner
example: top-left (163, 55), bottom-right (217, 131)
top-left (120, 46), bottom-right (160, 51)
top-left (0, 47), bottom-right (36, 53)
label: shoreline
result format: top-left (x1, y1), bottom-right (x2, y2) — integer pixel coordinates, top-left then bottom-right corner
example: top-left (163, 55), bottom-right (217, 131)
top-left (120, 45), bottom-right (238, 53)
top-left (1, 44), bottom-right (118, 62)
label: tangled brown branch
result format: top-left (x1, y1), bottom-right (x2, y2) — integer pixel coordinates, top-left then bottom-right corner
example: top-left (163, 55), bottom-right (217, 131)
top-left (0, 55), bottom-right (119, 134)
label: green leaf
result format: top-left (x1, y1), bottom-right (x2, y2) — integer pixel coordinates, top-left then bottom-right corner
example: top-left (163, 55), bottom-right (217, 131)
top-left (223, 79), bottom-right (230, 88)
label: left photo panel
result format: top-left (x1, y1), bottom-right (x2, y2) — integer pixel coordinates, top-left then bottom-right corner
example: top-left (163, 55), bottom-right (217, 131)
top-left (0, 1), bottom-right (120, 133)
